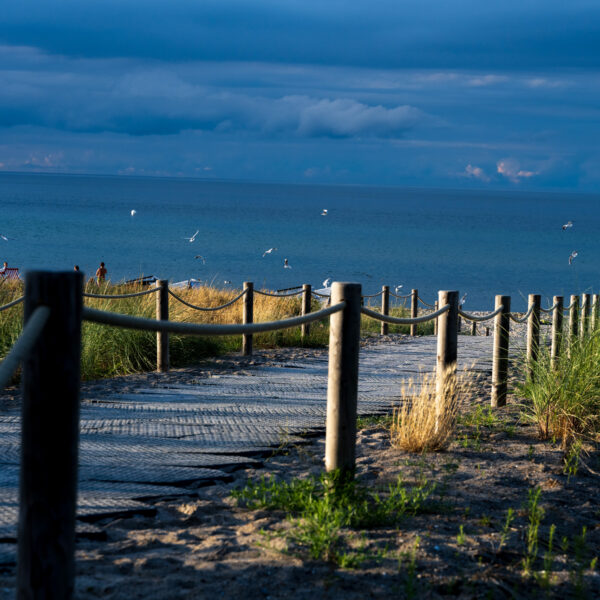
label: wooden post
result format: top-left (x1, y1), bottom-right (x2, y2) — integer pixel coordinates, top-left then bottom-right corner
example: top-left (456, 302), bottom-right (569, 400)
top-left (301, 284), bottom-right (311, 339)
top-left (433, 300), bottom-right (439, 336)
top-left (491, 295), bottom-right (511, 408)
top-left (568, 295), bottom-right (579, 356)
top-left (592, 294), bottom-right (600, 332)
top-left (325, 282), bottom-right (361, 475)
top-left (471, 320), bottom-right (477, 336)
top-left (156, 279), bottom-right (169, 372)
top-left (551, 296), bottom-right (563, 369)
top-left (580, 293), bottom-right (591, 337)
top-left (242, 281), bottom-right (253, 356)
top-left (410, 288), bottom-right (418, 336)
top-left (381, 285), bottom-right (389, 336)
top-left (436, 291), bottom-right (459, 416)
top-left (457, 307), bottom-right (462, 333)
top-left (485, 327), bottom-right (490, 337)
top-left (526, 294), bottom-right (541, 380)
top-left (18, 271), bottom-right (83, 600)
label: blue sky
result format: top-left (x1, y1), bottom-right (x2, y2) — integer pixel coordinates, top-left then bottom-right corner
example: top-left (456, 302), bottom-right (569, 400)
top-left (1, 0), bottom-right (599, 189)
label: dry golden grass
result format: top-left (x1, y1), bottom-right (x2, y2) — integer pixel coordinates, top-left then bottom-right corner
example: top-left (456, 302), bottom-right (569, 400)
top-left (390, 367), bottom-right (464, 452)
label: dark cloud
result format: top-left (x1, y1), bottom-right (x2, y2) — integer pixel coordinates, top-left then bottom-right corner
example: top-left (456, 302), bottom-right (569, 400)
top-left (1, 1), bottom-right (599, 69)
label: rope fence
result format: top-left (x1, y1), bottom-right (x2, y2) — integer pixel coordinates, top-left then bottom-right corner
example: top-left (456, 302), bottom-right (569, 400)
top-left (458, 306), bottom-right (503, 322)
top-left (254, 288), bottom-right (303, 298)
top-left (168, 287), bottom-right (247, 311)
top-left (83, 287), bottom-right (159, 299)
top-left (0, 296), bottom-right (25, 312)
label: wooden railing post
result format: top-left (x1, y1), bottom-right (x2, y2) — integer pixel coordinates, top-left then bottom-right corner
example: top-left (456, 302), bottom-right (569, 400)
top-left (580, 293), bottom-right (591, 337)
top-left (551, 296), bottom-right (563, 369)
top-left (491, 295), bottom-right (511, 408)
top-left (381, 285), bottom-right (389, 335)
top-left (433, 300), bottom-right (439, 335)
top-left (471, 320), bottom-right (477, 336)
top-left (436, 290), bottom-right (459, 417)
top-left (301, 283), bottom-right (311, 339)
top-left (593, 294), bottom-right (600, 332)
top-left (568, 295), bottom-right (579, 356)
top-left (526, 294), bottom-right (541, 380)
top-left (242, 281), bottom-right (253, 356)
top-left (156, 279), bottom-right (169, 372)
top-left (410, 288), bottom-right (418, 336)
top-left (18, 271), bottom-right (83, 600)
top-left (325, 282), bottom-right (361, 475)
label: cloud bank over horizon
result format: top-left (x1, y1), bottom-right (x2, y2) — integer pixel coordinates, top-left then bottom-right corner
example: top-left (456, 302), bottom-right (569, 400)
top-left (0, 1), bottom-right (599, 190)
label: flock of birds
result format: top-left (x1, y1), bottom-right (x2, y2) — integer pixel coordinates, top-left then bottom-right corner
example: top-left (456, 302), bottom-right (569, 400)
top-left (562, 221), bottom-right (578, 265)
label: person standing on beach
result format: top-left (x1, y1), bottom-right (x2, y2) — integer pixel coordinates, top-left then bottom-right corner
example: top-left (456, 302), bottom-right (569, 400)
top-left (95, 261), bottom-right (107, 284)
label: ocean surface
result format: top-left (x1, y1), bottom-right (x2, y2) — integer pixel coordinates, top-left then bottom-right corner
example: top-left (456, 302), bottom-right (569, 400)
top-left (0, 172), bottom-right (598, 310)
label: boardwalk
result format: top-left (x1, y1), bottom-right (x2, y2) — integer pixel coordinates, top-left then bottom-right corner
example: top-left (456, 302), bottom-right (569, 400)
top-left (0, 334), bottom-right (508, 563)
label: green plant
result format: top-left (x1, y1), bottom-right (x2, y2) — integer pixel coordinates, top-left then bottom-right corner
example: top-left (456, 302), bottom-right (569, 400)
top-left (456, 525), bottom-right (466, 546)
top-left (399, 536), bottom-right (420, 600)
top-left (522, 487), bottom-right (545, 576)
top-left (534, 523), bottom-right (556, 590)
top-left (563, 439), bottom-right (582, 482)
top-left (497, 507), bottom-right (515, 552)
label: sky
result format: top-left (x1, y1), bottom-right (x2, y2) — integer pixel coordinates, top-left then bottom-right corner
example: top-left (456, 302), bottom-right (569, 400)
top-left (1, 0), bottom-right (599, 190)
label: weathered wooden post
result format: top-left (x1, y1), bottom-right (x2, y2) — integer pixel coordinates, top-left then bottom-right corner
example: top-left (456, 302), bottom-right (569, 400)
top-left (471, 320), bottom-right (477, 336)
top-left (242, 281), bottom-right (253, 356)
top-left (551, 296), bottom-right (563, 369)
top-left (593, 294), bottom-right (600, 332)
top-left (381, 285), bottom-right (389, 336)
top-left (156, 279), bottom-right (169, 372)
top-left (526, 294), bottom-right (541, 380)
top-left (325, 282), bottom-right (361, 475)
top-left (580, 293), bottom-right (591, 337)
top-left (491, 295), bottom-right (511, 408)
top-left (486, 327), bottom-right (490, 336)
top-left (436, 291), bottom-right (459, 420)
top-left (433, 300), bottom-right (439, 336)
top-left (18, 271), bottom-right (83, 600)
top-left (568, 295), bottom-right (579, 356)
top-left (410, 288), bottom-right (418, 336)
top-left (301, 283), bottom-right (311, 339)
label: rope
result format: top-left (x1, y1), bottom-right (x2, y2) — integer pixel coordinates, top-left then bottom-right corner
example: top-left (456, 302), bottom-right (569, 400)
top-left (389, 292), bottom-right (411, 299)
top-left (0, 296), bottom-right (24, 312)
top-left (508, 304), bottom-right (535, 324)
top-left (82, 301), bottom-right (346, 335)
top-left (254, 289), bottom-right (303, 298)
top-left (563, 302), bottom-right (575, 311)
top-left (540, 302), bottom-right (560, 314)
top-left (0, 306), bottom-right (50, 389)
top-left (312, 291), bottom-right (331, 298)
top-left (417, 296), bottom-right (435, 308)
top-left (361, 303), bottom-right (450, 325)
top-left (458, 306), bottom-right (504, 322)
top-left (362, 291), bottom-right (384, 299)
top-left (84, 287), bottom-right (159, 299)
top-left (168, 288), bottom-right (247, 311)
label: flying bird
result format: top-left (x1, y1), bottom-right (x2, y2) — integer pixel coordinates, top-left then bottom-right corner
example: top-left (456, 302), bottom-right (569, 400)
top-left (394, 285), bottom-right (403, 294)
top-left (321, 209), bottom-right (328, 216)
top-left (0, 234), bottom-right (11, 241)
top-left (322, 277), bottom-right (331, 288)
top-left (184, 230), bottom-right (199, 243)
top-left (569, 251), bottom-right (578, 265)
top-left (223, 280), bottom-right (232, 285)
top-left (284, 258), bottom-right (292, 269)
top-left (460, 293), bottom-right (467, 306)
top-left (194, 255), bottom-right (206, 264)
top-left (130, 209), bottom-right (137, 217)
top-left (262, 247), bottom-right (278, 257)
top-left (562, 221), bottom-right (573, 230)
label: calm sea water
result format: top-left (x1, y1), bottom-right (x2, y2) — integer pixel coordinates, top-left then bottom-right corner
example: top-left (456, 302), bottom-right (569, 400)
top-left (0, 172), bottom-right (598, 310)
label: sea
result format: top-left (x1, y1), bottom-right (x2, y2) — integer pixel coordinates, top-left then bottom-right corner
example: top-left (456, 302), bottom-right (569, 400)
top-left (0, 172), bottom-right (598, 311)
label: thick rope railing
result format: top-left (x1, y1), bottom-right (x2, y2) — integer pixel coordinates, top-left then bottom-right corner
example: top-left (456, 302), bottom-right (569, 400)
top-left (508, 304), bottom-right (535, 324)
top-left (540, 302), bottom-right (560, 314)
top-left (0, 295), bottom-right (25, 312)
top-left (417, 296), bottom-right (436, 308)
top-left (563, 301), bottom-right (575, 311)
top-left (0, 306), bottom-right (50, 389)
top-left (389, 291), bottom-right (411, 299)
top-left (83, 287), bottom-right (159, 300)
top-left (361, 303), bottom-right (450, 325)
top-left (83, 302), bottom-right (345, 335)
top-left (168, 288), bottom-right (247, 311)
top-left (254, 289), bottom-right (303, 298)
top-left (362, 291), bottom-right (384, 299)
top-left (312, 290), bottom-right (331, 298)
top-left (458, 305), bottom-right (504, 322)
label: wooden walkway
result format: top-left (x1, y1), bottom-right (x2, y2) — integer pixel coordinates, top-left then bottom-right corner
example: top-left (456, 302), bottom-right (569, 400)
top-left (0, 334), bottom-right (508, 563)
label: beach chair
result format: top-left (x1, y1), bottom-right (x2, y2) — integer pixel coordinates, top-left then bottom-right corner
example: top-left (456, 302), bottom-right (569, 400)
top-left (0, 267), bottom-right (20, 281)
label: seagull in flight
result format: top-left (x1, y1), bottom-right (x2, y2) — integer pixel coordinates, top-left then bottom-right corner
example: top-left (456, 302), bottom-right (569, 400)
top-left (460, 293), bottom-right (467, 306)
top-left (321, 209), bottom-right (328, 216)
top-left (569, 251), bottom-right (578, 265)
top-left (194, 255), bottom-right (206, 264)
top-left (130, 209), bottom-right (137, 217)
top-left (394, 284), bottom-right (403, 294)
top-left (262, 247), bottom-right (278, 257)
top-left (0, 234), bottom-right (12, 241)
top-left (322, 277), bottom-right (331, 288)
top-left (223, 280), bottom-right (232, 285)
top-left (562, 221), bottom-right (573, 230)
top-left (184, 230), bottom-right (199, 243)
top-left (284, 258), bottom-right (292, 269)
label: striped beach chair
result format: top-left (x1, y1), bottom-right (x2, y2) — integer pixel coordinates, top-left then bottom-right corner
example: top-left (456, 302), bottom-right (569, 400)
top-left (0, 267), bottom-right (21, 280)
